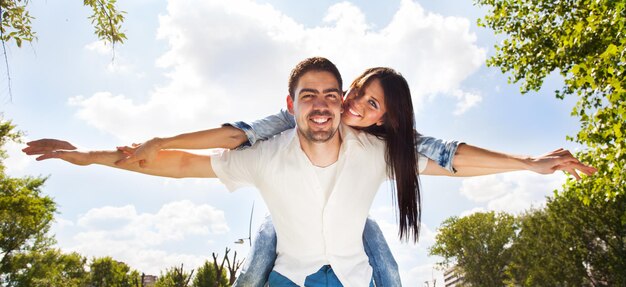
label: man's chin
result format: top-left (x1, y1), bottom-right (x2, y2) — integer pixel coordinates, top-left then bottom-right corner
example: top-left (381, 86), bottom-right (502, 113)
top-left (301, 129), bottom-right (338, 143)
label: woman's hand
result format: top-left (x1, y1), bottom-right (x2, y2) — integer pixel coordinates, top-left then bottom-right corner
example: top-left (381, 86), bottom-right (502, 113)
top-left (527, 148), bottom-right (597, 180)
top-left (114, 137), bottom-right (164, 167)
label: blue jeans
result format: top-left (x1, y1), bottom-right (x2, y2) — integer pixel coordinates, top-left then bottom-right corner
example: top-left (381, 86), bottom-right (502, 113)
top-left (232, 217), bottom-right (401, 286)
top-left (268, 265), bottom-right (375, 287)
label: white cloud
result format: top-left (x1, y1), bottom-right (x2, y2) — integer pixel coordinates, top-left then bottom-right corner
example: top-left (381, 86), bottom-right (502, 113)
top-left (459, 175), bottom-right (512, 202)
top-left (71, 0), bottom-right (486, 142)
top-left (460, 206), bottom-right (487, 217)
top-left (65, 200), bottom-right (229, 274)
top-left (459, 172), bottom-right (566, 214)
top-left (85, 41), bottom-right (113, 55)
top-left (452, 89), bottom-right (482, 115)
top-left (85, 40), bottom-right (139, 76)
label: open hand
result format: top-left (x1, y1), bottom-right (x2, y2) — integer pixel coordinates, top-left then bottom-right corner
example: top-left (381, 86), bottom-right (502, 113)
top-left (22, 139), bottom-right (91, 166)
top-left (529, 148), bottom-right (597, 180)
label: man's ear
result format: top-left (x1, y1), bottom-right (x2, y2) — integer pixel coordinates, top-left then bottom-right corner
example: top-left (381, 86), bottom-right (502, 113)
top-left (340, 95), bottom-right (344, 114)
top-left (286, 95), bottom-right (295, 115)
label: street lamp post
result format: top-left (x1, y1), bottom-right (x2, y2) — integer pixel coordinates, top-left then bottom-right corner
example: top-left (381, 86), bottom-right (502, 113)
top-left (234, 201), bottom-right (254, 247)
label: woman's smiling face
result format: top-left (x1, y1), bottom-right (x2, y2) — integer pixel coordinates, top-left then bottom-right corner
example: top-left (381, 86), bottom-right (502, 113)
top-left (341, 78), bottom-right (387, 128)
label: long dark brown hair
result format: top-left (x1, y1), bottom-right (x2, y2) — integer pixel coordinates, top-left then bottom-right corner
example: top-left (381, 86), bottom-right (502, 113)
top-left (350, 67), bottom-right (422, 242)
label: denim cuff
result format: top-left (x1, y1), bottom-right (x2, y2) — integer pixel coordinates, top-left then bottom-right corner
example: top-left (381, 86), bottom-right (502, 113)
top-left (442, 140), bottom-right (463, 173)
top-left (222, 121), bottom-right (256, 150)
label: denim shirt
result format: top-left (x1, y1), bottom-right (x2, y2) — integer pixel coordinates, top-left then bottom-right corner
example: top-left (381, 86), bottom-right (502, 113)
top-left (225, 109), bottom-right (461, 172)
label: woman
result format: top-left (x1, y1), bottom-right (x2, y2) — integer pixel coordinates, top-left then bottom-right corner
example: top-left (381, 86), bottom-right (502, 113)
top-left (111, 67), bottom-right (594, 286)
top-left (115, 67), bottom-right (456, 286)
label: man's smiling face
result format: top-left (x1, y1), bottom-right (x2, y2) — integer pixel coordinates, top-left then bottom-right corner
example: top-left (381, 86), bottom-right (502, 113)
top-left (288, 70), bottom-right (343, 143)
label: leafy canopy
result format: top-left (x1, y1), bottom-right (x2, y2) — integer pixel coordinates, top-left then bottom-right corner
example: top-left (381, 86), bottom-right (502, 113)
top-left (1, 0), bottom-right (126, 48)
top-left (474, 0), bottom-right (625, 200)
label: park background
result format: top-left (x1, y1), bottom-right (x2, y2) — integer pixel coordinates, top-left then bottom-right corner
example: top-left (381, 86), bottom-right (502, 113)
top-left (2, 0), bottom-right (595, 285)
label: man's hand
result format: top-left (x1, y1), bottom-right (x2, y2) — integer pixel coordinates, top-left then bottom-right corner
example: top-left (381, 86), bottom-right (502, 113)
top-left (528, 148), bottom-right (597, 180)
top-left (22, 139), bottom-right (92, 166)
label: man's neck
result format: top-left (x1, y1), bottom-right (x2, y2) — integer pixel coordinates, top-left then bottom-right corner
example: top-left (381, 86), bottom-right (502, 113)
top-left (297, 130), bottom-right (342, 168)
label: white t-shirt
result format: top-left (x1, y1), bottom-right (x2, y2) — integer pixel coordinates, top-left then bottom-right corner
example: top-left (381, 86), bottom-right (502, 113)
top-left (211, 125), bottom-right (427, 287)
top-left (313, 162), bottom-right (338, 204)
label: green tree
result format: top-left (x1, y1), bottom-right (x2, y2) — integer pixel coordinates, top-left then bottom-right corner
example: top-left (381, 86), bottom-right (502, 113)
top-left (508, 208), bottom-right (589, 286)
top-left (0, 118), bottom-right (56, 281)
top-left (470, 0), bottom-right (626, 284)
top-left (155, 264), bottom-right (194, 287)
top-left (88, 256), bottom-right (140, 287)
top-left (429, 212), bottom-right (517, 287)
top-left (508, 190), bottom-right (626, 286)
top-left (5, 249), bottom-right (88, 287)
top-left (1, 0), bottom-right (126, 48)
top-left (474, 0), bottom-right (625, 200)
top-left (192, 261), bottom-right (228, 287)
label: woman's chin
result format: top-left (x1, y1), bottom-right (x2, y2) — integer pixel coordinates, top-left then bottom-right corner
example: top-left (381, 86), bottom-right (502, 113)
top-left (341, 115), bottom-right (371, 128)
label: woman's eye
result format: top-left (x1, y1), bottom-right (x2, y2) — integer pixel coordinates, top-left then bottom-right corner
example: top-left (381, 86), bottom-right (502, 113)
top-left (369, 100), bottom-right (378, 109)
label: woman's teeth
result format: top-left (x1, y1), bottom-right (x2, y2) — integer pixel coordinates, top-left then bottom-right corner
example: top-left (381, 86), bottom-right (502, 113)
top-left (348, 108), bottom-right (361, 117)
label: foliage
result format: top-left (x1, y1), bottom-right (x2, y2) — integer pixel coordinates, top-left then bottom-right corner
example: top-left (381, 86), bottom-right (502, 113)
top-left (88, 256), bottom-right (140, 287)
top-left (475, 0), bottom-right (626, 200)
top-left (0, 0), bottom-right (126, 48)
top-left (192, 260), bottom-right (228, 287)
top-left (545, 188), bottom-right (626, 286)
top-left (429, 212), bottom-right (517, 287)
top-left (155, 264), bottom-right (194, 287)
top-left (431, 193), bottom-right (626, 286)
top-left (0, 118), bottom-right (56, 280)
top-left (3, 249), bottom-right (87, 287)
top-left (83, 0), bottom-right (127, 45)
top-left (0, 0), bottom-right (34, 48)
top-left (0, 118), bottom-right (23, 170)
top-left (508, 207), bottom-right (589, 286)
top-left (468, 0), bottom-right (626, 284)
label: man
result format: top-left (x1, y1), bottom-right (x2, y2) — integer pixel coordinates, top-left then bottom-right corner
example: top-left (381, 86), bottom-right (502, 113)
top-left (25, 57), bottom-right (399, 286)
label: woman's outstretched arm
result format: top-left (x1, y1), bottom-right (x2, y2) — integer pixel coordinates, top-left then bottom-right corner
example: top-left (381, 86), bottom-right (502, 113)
top-left (422, 144), bottom-right (597, 179)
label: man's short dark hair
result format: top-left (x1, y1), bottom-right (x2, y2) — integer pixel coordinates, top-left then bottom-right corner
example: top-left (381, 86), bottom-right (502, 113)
top-left (288, 57), bottom-right (343, 98)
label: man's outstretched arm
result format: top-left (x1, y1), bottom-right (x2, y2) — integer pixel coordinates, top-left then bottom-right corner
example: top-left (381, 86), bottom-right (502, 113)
top-left (22, 139), bottom-right (217, 178)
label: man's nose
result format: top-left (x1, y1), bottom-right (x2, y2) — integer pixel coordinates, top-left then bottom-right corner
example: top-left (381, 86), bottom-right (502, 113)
top-left (312, 97), bottom-right (330, 109)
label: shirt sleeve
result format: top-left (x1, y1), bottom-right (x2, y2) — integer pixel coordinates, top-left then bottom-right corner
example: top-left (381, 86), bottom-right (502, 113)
top-left (417, 153), bottom-right (428, 173)
top-left (416, 135), bottom-right (462, 173)
top-left (223, 109), bottom-right (296, 150)
top-left (210, 147), bottom-right (260, 192)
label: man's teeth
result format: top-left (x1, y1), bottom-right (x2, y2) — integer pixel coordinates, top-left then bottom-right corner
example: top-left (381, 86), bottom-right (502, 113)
top-left (312, 118), bottom-right (330, 123)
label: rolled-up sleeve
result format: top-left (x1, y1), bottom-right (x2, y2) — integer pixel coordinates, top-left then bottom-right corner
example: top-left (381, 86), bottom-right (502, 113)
top-left (416, 136), bottom-right (462, 173)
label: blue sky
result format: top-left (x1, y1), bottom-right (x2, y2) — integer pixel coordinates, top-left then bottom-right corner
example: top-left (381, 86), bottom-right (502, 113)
top-left (3, 0), bottom-right (581, 285)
